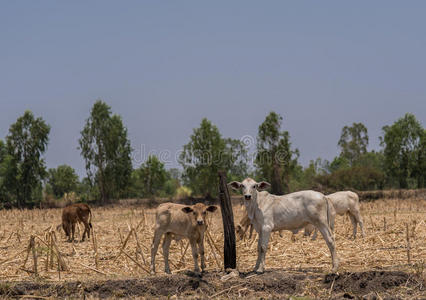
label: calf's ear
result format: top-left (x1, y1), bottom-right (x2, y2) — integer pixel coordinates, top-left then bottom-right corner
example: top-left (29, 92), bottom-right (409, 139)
top-left (182, 206), bottom-right (193, 214)
top-left (206, 205), bottom-right (218, 212)
top-left (256, 181), bottom-right (271, 191)
top-left (228, 181), bottom-right (242, 190)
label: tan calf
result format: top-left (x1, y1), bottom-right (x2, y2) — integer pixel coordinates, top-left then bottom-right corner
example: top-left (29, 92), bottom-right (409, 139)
top-left (236, 209), bottom-right (254, 240)
top-left (150, 202), bottom-right (217, 274)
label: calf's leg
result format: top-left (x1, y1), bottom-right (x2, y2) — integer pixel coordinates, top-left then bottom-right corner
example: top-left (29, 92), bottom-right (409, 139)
top-left (198, 234), bottom-right (206, 272)
top-left (150, 229), bottom-right (163, 274)
top-left (162, 233), bottom-right (172, 274)
top-left (190, 239), bottom-right (200, 273)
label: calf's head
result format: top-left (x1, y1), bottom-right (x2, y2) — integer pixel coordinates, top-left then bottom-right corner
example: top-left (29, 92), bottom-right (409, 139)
top-left (228, 178), bottom-right (271, 201)
top-left (182, 203), bottom-right (218, 226)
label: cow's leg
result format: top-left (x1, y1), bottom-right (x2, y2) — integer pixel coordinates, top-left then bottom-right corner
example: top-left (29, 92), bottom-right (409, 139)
top-left (162, 233), bottom-right (172, 274)
top-left (80, 222), bottom-right (85, 241)
top-left (65, 223), bottom-right (71, 242)
top-left (254, 231), bottom-right (262, 271)
top-left (353, 210), bottom-right (365, 238)
top-left (349, 214), bottom-right (357, 239)
top-left (304, 224), bottom-right (317, 240)
top-left (316, 224), bottom-right (339, 272)
top-left (311, 228), bottom-right (318, 241)
top-left (189, 239), bottom-right (200, 274)
top-left (255, 227), bottom-right (271, 273)
top-left (198, 234), bottom-right (206, 272)
top-left (150, 229), bottom-right (163, 274)
top-left (241, 224), bottom-right (249, 240)
top-left (83, 219), bottom-right (91, 240)
top-left (248, 224), bottom-right (254, 239)
top-left (71, 223), bottom-right (76, 243)
top-left (81, 221), bottom-right (89, 242)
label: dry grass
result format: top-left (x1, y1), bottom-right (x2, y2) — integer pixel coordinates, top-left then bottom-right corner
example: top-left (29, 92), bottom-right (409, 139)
top-left (0, 196), bottom-right (425, 295)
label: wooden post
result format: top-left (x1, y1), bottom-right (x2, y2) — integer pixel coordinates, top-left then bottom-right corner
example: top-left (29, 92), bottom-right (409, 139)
top-left (218, 171), bottom-right (236, 270)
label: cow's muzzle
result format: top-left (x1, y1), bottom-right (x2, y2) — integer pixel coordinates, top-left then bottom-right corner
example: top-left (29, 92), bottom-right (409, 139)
top-left (197, 220), bottom-right (204, 225)
top-left (244, 195), bottom-right (252, 200)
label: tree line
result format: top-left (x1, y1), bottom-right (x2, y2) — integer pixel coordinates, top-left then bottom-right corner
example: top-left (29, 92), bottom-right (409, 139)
top-left (0, 100), bottom-right (424, 207)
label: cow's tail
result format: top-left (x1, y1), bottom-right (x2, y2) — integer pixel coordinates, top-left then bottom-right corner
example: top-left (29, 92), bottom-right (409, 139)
top-left (325, 196), bottom-right (332, 230)
top-left (88, 208), bottom-right (93, 228)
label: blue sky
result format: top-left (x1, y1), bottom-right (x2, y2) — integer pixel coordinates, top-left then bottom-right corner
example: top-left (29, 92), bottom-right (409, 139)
top-left (1, 1), bottom-right (425, 177)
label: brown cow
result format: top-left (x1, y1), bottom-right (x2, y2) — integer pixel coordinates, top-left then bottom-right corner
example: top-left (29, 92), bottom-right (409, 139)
top-left (150, 202), bottom-right (218, 274)
top-left (60, 203), bottom-right (93, 242)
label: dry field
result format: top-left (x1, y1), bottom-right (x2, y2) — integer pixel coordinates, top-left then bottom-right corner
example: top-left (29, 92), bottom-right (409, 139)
top-left (0, 196), bottom-right (425, 299)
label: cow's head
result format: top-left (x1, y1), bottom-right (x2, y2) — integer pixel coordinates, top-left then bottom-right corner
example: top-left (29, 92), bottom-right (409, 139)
top-left (228, 178), bottom-right (270, 201)
top-left (182, 203), bottom-right (218, 226)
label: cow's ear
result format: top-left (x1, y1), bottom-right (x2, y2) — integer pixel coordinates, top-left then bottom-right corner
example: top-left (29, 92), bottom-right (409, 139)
top-left (182, 206), bottom-right (193, 214)
top-left (206, 205), bottom-right (217, 213)
top-left (256, 181), bottom-right (271, 191)
top-left (228, 181), bottom-right (242, 190)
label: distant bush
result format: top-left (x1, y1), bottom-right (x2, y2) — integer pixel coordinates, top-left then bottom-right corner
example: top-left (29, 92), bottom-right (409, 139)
top-left (316, 166), bottom-right (385, 191)
top-left (176, 186), bottom-right (192, 200)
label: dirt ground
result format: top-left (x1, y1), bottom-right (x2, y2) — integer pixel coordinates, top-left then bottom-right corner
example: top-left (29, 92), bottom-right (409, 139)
top-left (0, 269), bottom-right (423, 299)
top-left (0, 196), bottom-right (424, 299)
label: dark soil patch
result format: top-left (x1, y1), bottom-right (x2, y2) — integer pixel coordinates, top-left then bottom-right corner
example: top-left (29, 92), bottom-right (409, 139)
top-left (0, 270), bottom-right (423, 299)
top-left (325, 270), bottom-right (424, 299)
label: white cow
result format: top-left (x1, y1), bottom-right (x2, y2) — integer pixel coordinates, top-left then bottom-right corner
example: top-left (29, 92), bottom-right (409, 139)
top-left (229, 178), bottom-right (339, 273)
top-left (150, 202), bottom-right (217, 274)
top-left (305, 191), bottom-right (365, 240)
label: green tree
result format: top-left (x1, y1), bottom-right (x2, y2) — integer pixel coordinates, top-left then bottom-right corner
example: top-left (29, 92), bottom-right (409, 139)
top-left (75, 177), bottom-right (93, 202)
top-left (381, 113), bottom-right (425, 188)
top-left (179, 118), bottom-right (248, 198)
top-left (79, 100), bottom-right (132, 203)
top-left (134, 155), bottom-right (168, 197)
top-left (328, 156), bottom-right (351, 173)
top-left (0, 140), bottom-right (8, 202)
top-left (338, 122), bottom-right (369, 165)
top-left (255, 112), bottom-right (299, 195)
top-left (5, 111), bottom-right (50, 207)
top-left (354, 150), bottom-right (385, 171)
top-left (47, 165), bottom-right (79, 198)
top-left (163, 168), bottom-right (181, 197)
